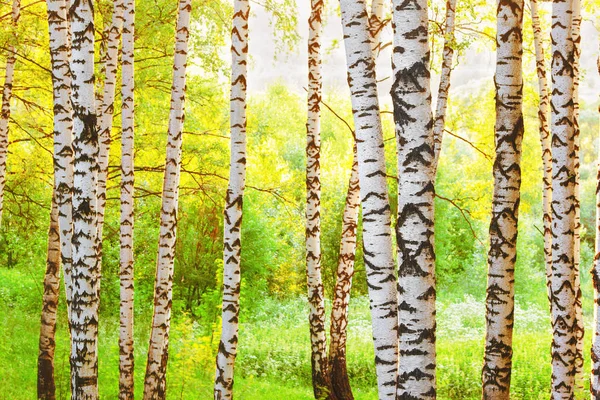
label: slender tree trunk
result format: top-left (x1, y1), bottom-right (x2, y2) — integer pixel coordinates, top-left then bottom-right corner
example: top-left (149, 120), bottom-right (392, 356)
top-left (391, 0), bottom-right (437, 398)
top-left (96, 0), bottom-right (124, 263)
top-left (143, 0), bottom-right (191, 397)
top-left (119, 0), bottom-right (135, 396)
top-left (549, 0), bottom-right (577, 397)
top-left (304, 0), bottom-right (336, 398)
top-left (327, 4), bottom-right (386, 398)
top-left (481, 2), bottom-right (524, 398)
top-left (213, 1), bottom-right (249, 398)
top-left (68, 0), bottom-right (100, 394)
top-left (38, 195), bottom-right (60, 400)
top-left (571, 0), bottom-right (584, 382)
top-left (591, 39), bottom-right (600, 400)
top-left (38, 0), bottom-right (73, 395)
top-left (530, 0), bottom-right (553, 308)
top-left (339, 0), bottom-right (398, 397)
top-left (328, 148), bottom-right (359, 400)
top-left (432, 0), bottom-right (457, 171)
top-left (0, 0), bottom-right (20, 227)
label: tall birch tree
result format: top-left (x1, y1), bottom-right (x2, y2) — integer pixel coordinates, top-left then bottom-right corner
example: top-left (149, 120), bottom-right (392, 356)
top-left (0, 0), bottom-right (20, 227)
top-left (530, 0), bottom-right (553, 304)
top-left (143, 0), bottom-right (191, 397)
top-left (481, 1), bottom-right (524, 398)
top-left (214, 0), bottom-right (250, 398)
top-left (68, 0), bottom-right (100, 394)
top-left (328, 3), bottom-right (386, 398)
top-left (432, 0), bottom-right (457, 171)
top-left (549, 0), bottom-right (578, 396)
top-left (96, 0), bottom-right (124, 264)
top-left (304, 0), bottom-right (336, 397)
top-left (339, 0), bottom-right (398, 397)
top-left (391, 0), bottom-right (437, 397)
top-left (119, 0), bottom-right (135, 395)
top-left (37, 0), bottom-right (73, 395)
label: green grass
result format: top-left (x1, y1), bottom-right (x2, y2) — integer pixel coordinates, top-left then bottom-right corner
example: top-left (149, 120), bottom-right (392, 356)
top-left (0, 268), bottom-right (592, 399)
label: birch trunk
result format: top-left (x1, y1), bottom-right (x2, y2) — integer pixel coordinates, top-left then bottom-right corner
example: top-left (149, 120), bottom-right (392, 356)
top-left (69, 0), bottom-right (100, 394)
top-left (481, 1), bottom-right (524, 398)
top-left (591, 38), bottom-right (600, 400)
top-left (96, 0), bottom-right (124, 269)
top-left (432, 0), bottom-right (457, 171)
top-left (391, 0), bottom-right (437, 397)
top-left (328, 3), bottom-right (385, 398)
top-left (38, 195), bottom-right (60, 400)
top-left (119, 0), bottom-right (135, 395)
top-left (571, 0), bottom-right (584, 381)
top-left (304, 0), bottom-right (336, 397)
top-left (328, 148), bottom-right (359, 400)
top-left (549, 0), bottom-right (577, 397)
top-left (143, 0), bottom-right (191, 397)
top-left (530, 0), bottom-right (553, 307)
top-left (213, 1), bottom-right (249, 398)
top-left (0, 0), bottom-right (20, 227)
top-left (339, 0), bottom-right (398, 397)
top-left (37, 0), bottom-right (74, 395)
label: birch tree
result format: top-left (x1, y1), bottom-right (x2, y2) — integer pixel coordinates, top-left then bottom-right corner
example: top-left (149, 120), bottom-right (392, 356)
top-left (37, 196), bottom-right (60, 400)
top-left (0, 0), bottom-right (20, 227)
top-left (549, 0), bottom-right (578, 396)
top-left (68, 0), bottom-right (101, 393)
top-left (96, 0), bottom-right (124, 263)
top-left (304, 0), bottom-right (336, 397)
top-left (119, 0), bottom-right (135, 395)
top-left (339, 0), bottom-right (398, 397)
top-left (481, 1), bottom-right (524, 398)
top-left (37, 0), bottom-right (73, 395)
top-left (529, 0), bottom-right (552, 305)
top-left (432, 0), bottom-right (457, 170)
top-left (143, 0), bottom-right (191, 397)
top-left (328, 3), bottom-right (386, 398)
top-left (391, 0), bottom-right (437, 397)
top-left (214, 0), bottom-right (250, 398)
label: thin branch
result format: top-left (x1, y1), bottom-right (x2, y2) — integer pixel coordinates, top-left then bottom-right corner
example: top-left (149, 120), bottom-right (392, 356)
top-left (435, 193), bottom-right (482, 245)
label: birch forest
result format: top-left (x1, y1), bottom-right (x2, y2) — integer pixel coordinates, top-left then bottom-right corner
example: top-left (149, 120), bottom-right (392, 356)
top-left (2, 0), bottom-right (600, 398)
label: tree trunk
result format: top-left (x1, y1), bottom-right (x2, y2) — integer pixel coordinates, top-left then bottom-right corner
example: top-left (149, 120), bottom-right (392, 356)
top-left (38, 195), bottom-right (60, 400)
top-left (549, 0), bottom-right (577, 397)
top-left (96, 0), bottom-right (124, 264)
top-left (304, 0), bottom-right (335, 398)
top-left (143, 0), bottom-right (191, 397)
top-left (481, 2), bottom-right (524, 398)
top-left (119, 0), bottom-right (135, 396)
top-left (571, 0), bottom-right (584, 382)
top-left (432, 0), bottom-right (457, 171)
top-left (530, 0), bottom-right (553, 308)
top-left (339, 0), bottom-right (398, 397)
top-left (391, 0), bottom-right (437, 398)
top-left (591, 38), bottom-right (600, 400)
top-left (0, 0), bottom-right (20, 227)
top-left (213, 1), bottom-right (249, 398)
top-left (68, 0), bottom-right (100, 394)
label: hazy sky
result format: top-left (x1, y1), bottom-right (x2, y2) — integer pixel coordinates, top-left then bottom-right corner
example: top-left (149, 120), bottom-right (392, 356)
top-left (244, 1), bottom-right (599, 107)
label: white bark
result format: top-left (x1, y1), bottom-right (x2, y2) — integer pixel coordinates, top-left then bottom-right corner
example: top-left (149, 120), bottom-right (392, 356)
top-left (0, 0), bottom-right (20, 227)
top-left (68, 0), bottom-right (100, 394)
top-left (214, 1), bottom-right (250, 398)
top-left (119, 0), bottom-right (135, 395)
top-left (339, 0), bottom-right (398, 397)
top-left (549, 0), bottom-right (577, 397)
top-left (143, 0), bottom-right (191, 397)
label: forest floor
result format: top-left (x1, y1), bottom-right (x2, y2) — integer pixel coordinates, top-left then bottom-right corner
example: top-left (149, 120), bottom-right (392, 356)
top-left (0, 267), bottom-right (592, 399)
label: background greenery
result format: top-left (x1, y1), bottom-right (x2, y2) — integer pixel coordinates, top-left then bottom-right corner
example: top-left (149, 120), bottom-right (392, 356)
top-left (0, 0), bottom-right (599, 398)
